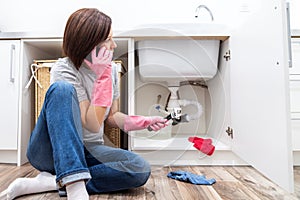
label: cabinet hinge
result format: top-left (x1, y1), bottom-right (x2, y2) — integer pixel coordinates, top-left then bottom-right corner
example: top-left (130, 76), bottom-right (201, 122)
top-left (223, 50), bottom-right (231, 61)
top-left (226, 126), bottom-right (233, 139)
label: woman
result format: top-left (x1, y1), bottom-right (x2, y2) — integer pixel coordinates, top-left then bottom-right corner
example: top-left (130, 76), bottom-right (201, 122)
top-left (1, 8), bottom-right (167, 200)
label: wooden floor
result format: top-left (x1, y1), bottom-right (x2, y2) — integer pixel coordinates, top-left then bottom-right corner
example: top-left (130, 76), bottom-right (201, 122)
top-left (0, 163), bottom-right (299, 200)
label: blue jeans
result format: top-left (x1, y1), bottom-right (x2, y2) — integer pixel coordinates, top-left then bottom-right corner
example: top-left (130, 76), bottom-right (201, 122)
top-left (27, 81), bottom-right (151, 193)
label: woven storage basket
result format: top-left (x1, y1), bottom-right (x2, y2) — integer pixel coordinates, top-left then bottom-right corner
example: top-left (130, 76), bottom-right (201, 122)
top-left (33, 60), bottom-right (122, 148)
top-left (33, 60), bottom-right (55, 122)
top-left (104, 61), bottom-right (124, 148)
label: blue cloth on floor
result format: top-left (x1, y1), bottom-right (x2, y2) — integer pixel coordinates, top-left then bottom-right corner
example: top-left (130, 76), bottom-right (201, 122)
top-left (167, 170), bottom-right (216, 185)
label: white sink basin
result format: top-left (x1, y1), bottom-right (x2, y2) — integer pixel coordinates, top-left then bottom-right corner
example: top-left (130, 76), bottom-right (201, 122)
top-left (118, 22), bottom-right (230, 85)
top-left (137, 39), bottom-right (220, 85)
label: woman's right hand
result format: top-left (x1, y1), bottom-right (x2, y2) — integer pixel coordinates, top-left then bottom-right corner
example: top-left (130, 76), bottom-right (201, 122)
top-left (84, 46), bottom-right (113, 77)
top-left (84, 46), bottom-right (113, 108)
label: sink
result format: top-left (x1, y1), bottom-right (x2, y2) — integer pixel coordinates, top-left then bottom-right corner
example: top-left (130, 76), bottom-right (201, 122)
top-left (137, 39), bottom-right (220, 85)
top-left (123, 22), bottom-right (230, 86)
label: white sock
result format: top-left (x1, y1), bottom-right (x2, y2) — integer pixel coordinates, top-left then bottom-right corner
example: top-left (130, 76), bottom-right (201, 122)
top-left (66, 180), bottom-right (89, 200)
top-left (0, 172), bottom-right (56, 200)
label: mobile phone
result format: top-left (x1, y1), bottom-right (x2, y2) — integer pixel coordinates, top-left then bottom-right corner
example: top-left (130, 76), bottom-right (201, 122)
top-left (85, 45), bottom-right (101, 62)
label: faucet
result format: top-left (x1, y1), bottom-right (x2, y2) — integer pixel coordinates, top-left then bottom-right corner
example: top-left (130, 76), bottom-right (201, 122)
top-left (195, 5), bottom-right (214, 21)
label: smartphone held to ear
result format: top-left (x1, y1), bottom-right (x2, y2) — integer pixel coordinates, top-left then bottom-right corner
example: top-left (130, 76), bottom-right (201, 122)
top-left (85, 46), bottom-right (101, 63)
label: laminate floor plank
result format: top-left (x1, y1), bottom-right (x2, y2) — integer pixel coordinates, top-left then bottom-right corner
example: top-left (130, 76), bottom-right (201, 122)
top-left (183, 166), bottom-right (223, 200)
top-left (16, 191), bottom-right (61, 200)
top-left (0, 163), bottom-right (299, 200)
top-left (143, 166), bottom-right (157, 200)
top-left (145, 167), bottom-right (181, 200)
top-left (190, 166), bottom-right (259, 200)
top-left (169, 166), bottom-right (217, 200)
top-left (294, 166), bottom-right (300, 200)
top-left (214, 166), bottom-right (262, 200)
top-left (90, 193), bottom-right (110, 200)
top-left (226, 166), bottom-right (297, 200)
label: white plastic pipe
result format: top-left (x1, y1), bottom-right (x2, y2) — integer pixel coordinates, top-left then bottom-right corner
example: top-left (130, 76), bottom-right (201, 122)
top-left (178, 99), bottom-right (203, 121)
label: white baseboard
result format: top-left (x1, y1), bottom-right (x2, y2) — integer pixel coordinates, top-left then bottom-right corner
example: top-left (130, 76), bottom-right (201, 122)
top-left (0, 150), bottom-right (17, 164)
top-left (293, 151), bottom-right (300, 166)
top-left (134, 149), bottom-right (248, 166)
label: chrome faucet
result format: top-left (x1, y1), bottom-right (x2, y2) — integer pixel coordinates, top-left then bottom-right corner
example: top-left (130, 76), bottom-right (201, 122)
top-left (195, 5), bottom-right (214, 21)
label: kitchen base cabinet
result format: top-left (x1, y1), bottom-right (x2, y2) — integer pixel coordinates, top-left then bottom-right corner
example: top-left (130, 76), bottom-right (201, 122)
top-left (294, 152), bottom-right (300, 166)
top-left (0, 38), bottom-right (130, 166)
top-left (0, 40), bottom-right (20, 164)
top-left (129, 1), bottom-right (294, 193)
top-left (290, 38), bottom-right (300, 166)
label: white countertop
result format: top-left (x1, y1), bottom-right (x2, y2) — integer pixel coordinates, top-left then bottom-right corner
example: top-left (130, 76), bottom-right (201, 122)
top-left (0, 30), bottom-right (229, 40)
top-left (0, 26), bottom-right (231, 40)
top-left (0, 31), bottom-right (64, 39)
top-left (1, 29), bottom-right (298, 40)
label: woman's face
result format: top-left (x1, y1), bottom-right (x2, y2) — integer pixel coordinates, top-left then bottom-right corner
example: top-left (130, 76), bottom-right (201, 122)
top-left (100, 28), bottom-right (117, 51)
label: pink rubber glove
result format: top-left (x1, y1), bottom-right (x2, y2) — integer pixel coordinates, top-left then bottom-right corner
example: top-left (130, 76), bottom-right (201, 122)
top-left (188, 137), bottom-right (212, 145)
top-left (84, 46), bottom-right (113, 107)
top-left (124, 115), bottom-right (167, 132)
top-left (188, 136), bottom-right (215, 156)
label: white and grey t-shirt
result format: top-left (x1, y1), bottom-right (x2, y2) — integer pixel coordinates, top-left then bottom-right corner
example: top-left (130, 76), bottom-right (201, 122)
top-left (50, 57), bottom-right (120, 144)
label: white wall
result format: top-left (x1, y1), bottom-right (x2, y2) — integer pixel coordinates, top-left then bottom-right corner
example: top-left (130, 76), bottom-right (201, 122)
top-left (287, 0), bottom-right (300, 30)
top-left (0, 0), bottom-right (267, 34)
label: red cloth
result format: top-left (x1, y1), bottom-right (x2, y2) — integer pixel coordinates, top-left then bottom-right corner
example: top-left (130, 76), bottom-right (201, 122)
top-left (188, 136), bottom-right (215, 156)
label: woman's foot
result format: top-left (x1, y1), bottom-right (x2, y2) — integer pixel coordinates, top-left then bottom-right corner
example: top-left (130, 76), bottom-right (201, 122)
top-left (66, 180), bottom-right (89, 200)
top-left (0, 172), bottom-right (56, 200)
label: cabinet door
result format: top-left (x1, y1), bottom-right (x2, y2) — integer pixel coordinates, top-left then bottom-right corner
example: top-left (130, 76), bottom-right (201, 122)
top-left (229, 1), bottom-right (293, 192)
top-left (290, 79), bottom-right (300, 113)
top-left (290, 38), bottom-right (300, 75)
top-left (290, 79), bottom-right (300, 150)
top-left (0, 40), bottom-right (20, 149)
top-left (291, 115), bottom-right (300, 150)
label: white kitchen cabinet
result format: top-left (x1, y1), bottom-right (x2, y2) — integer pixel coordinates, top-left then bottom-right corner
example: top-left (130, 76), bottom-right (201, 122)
top-left (128, 0), bottom-right (293, 193)
top-left (290, 38), bottom-right (300, 75)
top-left (228, 0), bottom-right (293, 193)
top-left (285, 77), bottom-right (300, 165)
top-left (290, 38), bottom-right (300, 165)
top-left (291, 114), bottom-right (300, 150)
top-left (290, 80), bottom-right (300, 112)
top-left (0, 37), bottom-right (131, 165)
top-left (0, 39), bottom-right (65, 166)
top-left (0, 40), bottom-right (20, 163)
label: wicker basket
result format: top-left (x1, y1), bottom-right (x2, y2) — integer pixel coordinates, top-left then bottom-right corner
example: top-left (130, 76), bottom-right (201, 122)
top-left (32, 60), bottom-right (122, 148)
top-left (32, 60), bottom-right (55, 122)
top-left (104, 61), bottom-right (124, 148)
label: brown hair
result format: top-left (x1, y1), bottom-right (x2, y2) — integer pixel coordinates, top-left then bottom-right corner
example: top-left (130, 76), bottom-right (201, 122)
top-left (63, 8), bottom-right (112, 69)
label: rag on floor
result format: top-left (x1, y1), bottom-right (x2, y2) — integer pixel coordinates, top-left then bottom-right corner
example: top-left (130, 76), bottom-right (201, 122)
top-left (167, 170), bottom-right (216, 185)
top-left (188, 136), bottom-right (215, 156)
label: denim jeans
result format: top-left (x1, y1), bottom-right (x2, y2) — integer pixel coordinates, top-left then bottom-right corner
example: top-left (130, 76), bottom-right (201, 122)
top-left (84, 142), bottom-right (151, 194)
top-left (27, 81), bottom-right (151, 193)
